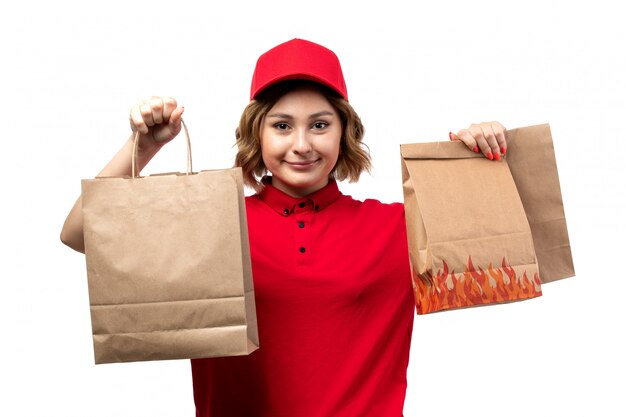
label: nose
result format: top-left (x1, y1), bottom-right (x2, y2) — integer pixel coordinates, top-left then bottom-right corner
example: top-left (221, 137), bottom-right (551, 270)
top-left (292, 128), bottom-right (312, 155)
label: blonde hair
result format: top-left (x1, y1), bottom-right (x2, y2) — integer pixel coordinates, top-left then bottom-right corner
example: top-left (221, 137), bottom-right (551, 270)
top-left (234, 81), bottom-right (371, 191)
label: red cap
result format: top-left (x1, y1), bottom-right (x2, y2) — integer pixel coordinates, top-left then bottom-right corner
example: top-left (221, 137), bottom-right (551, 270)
top-left (250, 38), bottom-right (348, 101)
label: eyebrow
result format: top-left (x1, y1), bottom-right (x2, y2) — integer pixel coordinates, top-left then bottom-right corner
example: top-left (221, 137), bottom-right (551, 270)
top-left (266, 111), bottom-right (335, 119)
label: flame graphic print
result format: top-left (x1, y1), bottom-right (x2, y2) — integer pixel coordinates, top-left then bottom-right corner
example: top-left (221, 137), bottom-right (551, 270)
top-left (412, 256), bottom-right (542, 314)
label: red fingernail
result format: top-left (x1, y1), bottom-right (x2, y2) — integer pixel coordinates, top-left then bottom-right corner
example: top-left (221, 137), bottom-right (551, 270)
top-left (487, 152), bottom-right (494, 160)
top-left (501, 146), bottom-right (506, 154)
top-left (494, 152), bottom-right (501, 161)
top-left (449, 132), bottom-right (453, 141)
top-left (473, 146), bottom-right (479, 153)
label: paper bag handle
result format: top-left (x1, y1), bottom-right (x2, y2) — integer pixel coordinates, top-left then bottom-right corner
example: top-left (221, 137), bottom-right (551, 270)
top-left (131, 118), bottom-right (193, 178)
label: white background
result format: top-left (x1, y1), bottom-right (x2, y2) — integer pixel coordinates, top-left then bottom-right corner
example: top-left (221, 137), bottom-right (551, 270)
top-left (2, 0), bottom-right (624, 416)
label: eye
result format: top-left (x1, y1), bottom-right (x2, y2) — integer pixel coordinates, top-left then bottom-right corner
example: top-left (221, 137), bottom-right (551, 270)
top-left (312, 121), bottom-right (329, 130)
top-left (273, 122), bottom-right (290, 131)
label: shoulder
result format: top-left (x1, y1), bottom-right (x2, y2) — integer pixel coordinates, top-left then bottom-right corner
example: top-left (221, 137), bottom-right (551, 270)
top-left (341, 194), bottom-right (404, 213)
top-left (337, 194), bottom-right (406, 224)
top-left (245, 194), bottom-right (261, 204)
top-left (335, 195), bottom-right (408, 250)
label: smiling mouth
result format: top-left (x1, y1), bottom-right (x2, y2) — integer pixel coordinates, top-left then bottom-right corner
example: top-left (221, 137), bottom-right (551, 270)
top-left (285, 160), bottom-right (320, 169)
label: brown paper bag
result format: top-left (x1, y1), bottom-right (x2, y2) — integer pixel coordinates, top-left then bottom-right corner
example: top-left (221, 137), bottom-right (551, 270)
top-left (505, 124), bottom-right (575, 283)
top-left (401, 136), bottom-right (536, 314)
top-left (81, 122), bottom-right (258, 363)
top-left (401, 123), bottom-right (574, 314)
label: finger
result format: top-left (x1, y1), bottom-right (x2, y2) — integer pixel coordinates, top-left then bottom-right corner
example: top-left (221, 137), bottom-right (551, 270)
top-left (166, 106), bottom-right (184, 137)
top-left (149, 97), bottom-right (164, 125)
top-left (169, 106), bottom-right (185, 126)
top-left (455, 129), bottom-right (480, 153)
top-left (140, 102), bottom-right (155, 127)
top-left (480, 124), bottom-right (501, 161)
top-left (491, 121), bottom-right (507, 155)
top-left (162, 97), bottom-right (178, 123)
top-left (468, 124), bottom-right (493, 161)
top-left (129, 105), bottom-right (149, 135)
top-left (467, 124), bottom-right (493, 159)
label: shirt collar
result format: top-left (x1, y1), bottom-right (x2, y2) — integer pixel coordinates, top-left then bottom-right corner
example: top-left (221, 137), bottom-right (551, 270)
top-left (257, 176), bottom-right (342, 217)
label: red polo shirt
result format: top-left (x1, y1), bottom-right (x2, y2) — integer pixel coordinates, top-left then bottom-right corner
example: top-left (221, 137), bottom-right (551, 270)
top-left (191, 179), bottom-right (415, 417)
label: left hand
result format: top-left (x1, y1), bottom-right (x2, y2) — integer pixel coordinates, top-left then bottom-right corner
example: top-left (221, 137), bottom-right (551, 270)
top-left (449, 121), bottom-right (506, 161)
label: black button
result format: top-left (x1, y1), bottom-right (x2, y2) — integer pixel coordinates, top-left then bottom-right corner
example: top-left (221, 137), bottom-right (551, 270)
top-left (298, 221), bottom-right (305, 228)
top-left (298, 202), bottom-right (306, 208)
top-left (314, 205), bottom-right (320, 211)
top-left (299, 247), bottom-right (306, 253)
top-left (283, 208), bottom-right (289, 215)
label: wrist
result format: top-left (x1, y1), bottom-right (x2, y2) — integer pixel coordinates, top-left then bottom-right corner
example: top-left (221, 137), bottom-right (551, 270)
top-left (127, 133), bottom-right (161, 161)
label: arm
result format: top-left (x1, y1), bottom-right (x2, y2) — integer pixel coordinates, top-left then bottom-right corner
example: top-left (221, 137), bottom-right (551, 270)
top-left (60, 97), bottom-right (184, 253)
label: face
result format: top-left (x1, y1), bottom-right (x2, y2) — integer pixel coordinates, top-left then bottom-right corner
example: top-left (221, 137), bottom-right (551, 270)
top-left (260, 86), bottom-right (342, 197)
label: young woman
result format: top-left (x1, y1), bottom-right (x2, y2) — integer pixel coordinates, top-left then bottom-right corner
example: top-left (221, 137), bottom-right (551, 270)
top-left (61, 38), bottom-right (506, 416)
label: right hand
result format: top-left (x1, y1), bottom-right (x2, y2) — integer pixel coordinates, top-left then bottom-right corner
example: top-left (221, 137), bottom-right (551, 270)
top-left (129, 96), bottom-right (184, 153)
